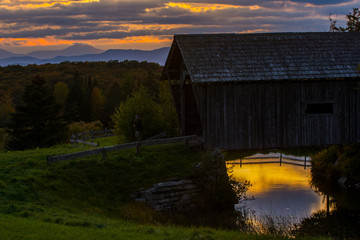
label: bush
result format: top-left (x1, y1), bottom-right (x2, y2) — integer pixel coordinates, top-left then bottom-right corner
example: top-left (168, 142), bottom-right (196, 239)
top-left (311, 144), bottom-right (360, 184)
top-left (338, 144), bottom-right (360, 182)
top-left (112, 87), bottom-right (164, 141)
top-left (310, 145), bottom-right (340, 180)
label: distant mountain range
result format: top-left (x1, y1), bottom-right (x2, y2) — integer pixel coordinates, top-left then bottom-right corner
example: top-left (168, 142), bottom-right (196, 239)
top-left (0, 44), bottom-right (170, 66)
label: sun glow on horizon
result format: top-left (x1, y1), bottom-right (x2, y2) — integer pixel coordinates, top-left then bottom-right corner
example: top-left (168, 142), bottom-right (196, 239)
top-left (0, 35), bottom-right (173, 53)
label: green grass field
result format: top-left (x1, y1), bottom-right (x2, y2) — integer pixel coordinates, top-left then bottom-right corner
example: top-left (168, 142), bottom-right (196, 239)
top-left (0, 138), bottom-right (329, 240)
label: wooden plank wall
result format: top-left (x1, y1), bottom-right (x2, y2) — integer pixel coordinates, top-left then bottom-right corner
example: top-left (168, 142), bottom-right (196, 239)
top-left (172, 83), bottom-right (202, 136)
top-left (193, 80), bottom-right (359, 150)
top-left (357, 83), bottom-right (360, 143)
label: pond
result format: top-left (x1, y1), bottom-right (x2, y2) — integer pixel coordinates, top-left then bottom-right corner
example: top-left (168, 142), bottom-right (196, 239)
top-left (226, 152), bottom-right (360, 238)
top-left (227, 153), bottom-right (328, 223)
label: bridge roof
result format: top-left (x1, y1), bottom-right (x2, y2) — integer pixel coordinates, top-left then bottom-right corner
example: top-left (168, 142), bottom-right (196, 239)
top-left (162, 32), bottom-right (360, 83)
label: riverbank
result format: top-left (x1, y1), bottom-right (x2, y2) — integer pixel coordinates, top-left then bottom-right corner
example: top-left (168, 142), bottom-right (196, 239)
top-left (0, 139), bottom-right (329, 240)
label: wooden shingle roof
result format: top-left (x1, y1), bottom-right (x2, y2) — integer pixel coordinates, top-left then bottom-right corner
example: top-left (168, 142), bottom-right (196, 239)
top-left (163, 32), bottom-right (360, 82)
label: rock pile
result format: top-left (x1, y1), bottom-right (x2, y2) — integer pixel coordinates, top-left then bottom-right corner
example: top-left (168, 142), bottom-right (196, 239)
top-left (133, 179), bottom-right (200, 212)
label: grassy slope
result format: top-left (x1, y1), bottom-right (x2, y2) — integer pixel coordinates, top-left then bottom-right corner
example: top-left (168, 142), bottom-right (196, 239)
top-left (0, 138), bottom-right (328, 240)
top-left (0, 213), bottom-right (328, 240)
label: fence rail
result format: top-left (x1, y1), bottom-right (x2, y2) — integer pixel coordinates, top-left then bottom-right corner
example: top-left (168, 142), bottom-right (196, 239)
top-left (228, 152), bottom-right (312, 169)
top-left (47, 135), bottom-right (197, 165)
top-left (75, 128), bottom-right (115, 139)
top-left (70, 139), bottom-right (99, 147)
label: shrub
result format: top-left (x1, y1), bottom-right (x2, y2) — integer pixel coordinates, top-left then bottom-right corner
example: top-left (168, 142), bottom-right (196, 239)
top-left (311, 144), bottom-right (360, 184)
top-left (338, 144), bottom-right (360, 182)
top-left (310, 145), bottom-right (340, 180)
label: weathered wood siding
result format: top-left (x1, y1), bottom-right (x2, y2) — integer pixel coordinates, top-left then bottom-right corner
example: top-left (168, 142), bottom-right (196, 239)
top-left (171, 83), bottom-right (202, 136)
top-left (193, 80), bottom-right (359, 150)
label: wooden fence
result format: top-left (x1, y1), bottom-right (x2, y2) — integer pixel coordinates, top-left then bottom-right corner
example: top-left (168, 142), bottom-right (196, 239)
top-left (47, 135), bottom-right (197, 165)
top-left (70, 128), bottom-right (115, 147)
top-left (228, 152), bottom-right (311, 169)
top-left (76, 128), bottom-right (115, 140)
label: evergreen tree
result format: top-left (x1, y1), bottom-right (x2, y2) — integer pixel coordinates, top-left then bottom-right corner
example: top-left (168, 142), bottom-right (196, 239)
top-left (53, 81), bottom-right (69, 116)
top-left (0, 92), bottom-right (15, 128)
top-left (7, 76), bottom-right (67, 150)
top-left (82, 76), bottom-right (94, 122)
top-left (64, 71), bottom-right (84, 122)
top-left (91, 86), bottom-right (104, 121)
top-left (102, 81), bottom-right (122, 127)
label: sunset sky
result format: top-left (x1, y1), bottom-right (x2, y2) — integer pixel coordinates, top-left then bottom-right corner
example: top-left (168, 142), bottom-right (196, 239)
top-left (1, 0), bottom-right (359, 53)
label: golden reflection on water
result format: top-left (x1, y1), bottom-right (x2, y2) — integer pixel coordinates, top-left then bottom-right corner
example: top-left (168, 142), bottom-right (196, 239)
top-left (227, 160), bottom-right (311, 194)
top-left (227, 160), bottom-right (328, 219)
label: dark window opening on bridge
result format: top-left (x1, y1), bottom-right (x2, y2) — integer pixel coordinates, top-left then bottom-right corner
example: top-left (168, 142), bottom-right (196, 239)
top-left (305, 103), bottom-right (334, 115)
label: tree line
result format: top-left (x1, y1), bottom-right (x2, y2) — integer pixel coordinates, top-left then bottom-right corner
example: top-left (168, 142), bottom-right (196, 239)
top-left (0, 60), bottom-right (179, 150)
top-left (0, 60), bottom-right (162, 126)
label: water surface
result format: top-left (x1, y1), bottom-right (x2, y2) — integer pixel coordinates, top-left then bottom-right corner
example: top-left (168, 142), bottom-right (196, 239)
top-left (227, 158), bottom-right (327, 222)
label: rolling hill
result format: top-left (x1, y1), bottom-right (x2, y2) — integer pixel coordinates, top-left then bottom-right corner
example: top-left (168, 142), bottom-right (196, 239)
top-left (0, 45), bottom-right (170, 66)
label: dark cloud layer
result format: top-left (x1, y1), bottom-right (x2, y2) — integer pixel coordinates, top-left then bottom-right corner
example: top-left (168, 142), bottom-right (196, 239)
top-left (0, 0), bottom-right (359, 48)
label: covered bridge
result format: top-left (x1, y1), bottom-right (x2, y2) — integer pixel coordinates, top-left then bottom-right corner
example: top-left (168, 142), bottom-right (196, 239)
top-left (161, 32), bottom-right (360, 150)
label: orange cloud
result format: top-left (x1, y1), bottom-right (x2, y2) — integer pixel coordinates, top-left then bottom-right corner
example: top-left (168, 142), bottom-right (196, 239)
top-left (165, 2), bottom-right (262, 13)
top-left (1, 0), bottom-right (99, 10)
top-left (114, 35), bottom-right (172, 44)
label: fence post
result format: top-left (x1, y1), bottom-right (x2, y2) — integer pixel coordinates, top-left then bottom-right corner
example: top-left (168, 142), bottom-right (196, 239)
top-left (326, 195), bottom-right (330, 216)
top-left (304, 156), bottom-right (307, 169)
top-left (185, 138), bottom-right (189, 148)
top-left (105, 128), bottom-right (108, 136)
top-left (70, 134), bottom-right (74, 147)
top-left (91, 129), bottom-right (94, 142)
top-left (101, 148), bottom-right (106, 161)
top-left (280, 153), bottom-right (282, 166)
top-left (136, 141), bottom-right (141, 155)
